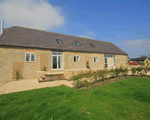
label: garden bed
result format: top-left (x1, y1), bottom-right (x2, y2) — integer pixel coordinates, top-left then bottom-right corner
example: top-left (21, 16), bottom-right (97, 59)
top-left (80, 75), bottom-right (150, 90)
top-left (72, 65), bottom-right (150, 89)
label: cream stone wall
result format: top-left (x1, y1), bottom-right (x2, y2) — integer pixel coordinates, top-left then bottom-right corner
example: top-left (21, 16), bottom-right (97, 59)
top-left (0, 47), bottom-right (52, 83)
top-left (116, 54), bottom-right (128, 68)
top-left (0, 46), bottom-right (127, 83)
top-left (63, 51), bottom-right (105, 70)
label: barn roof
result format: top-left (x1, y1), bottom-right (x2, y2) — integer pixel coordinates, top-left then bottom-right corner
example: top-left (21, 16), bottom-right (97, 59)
top-left (0, 26), bottom-right (128, 55)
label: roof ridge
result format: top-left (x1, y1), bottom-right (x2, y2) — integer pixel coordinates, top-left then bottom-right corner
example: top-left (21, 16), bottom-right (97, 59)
top-left (5, 25), bottom-right (110, 43)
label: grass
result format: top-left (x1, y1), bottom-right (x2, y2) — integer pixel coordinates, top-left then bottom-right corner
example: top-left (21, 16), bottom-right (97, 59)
top-left (0, 77), bottom-right (150, 120)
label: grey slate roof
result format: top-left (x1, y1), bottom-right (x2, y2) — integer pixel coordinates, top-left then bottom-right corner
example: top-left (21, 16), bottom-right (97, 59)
top-left (130, 57), bottom-right (149, 61)
top-left (0, 26), bottom-right (128, 55)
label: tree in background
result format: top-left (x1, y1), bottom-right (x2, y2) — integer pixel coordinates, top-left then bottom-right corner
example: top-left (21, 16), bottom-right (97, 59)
top-left (140, 55), bottom-right (148, 58)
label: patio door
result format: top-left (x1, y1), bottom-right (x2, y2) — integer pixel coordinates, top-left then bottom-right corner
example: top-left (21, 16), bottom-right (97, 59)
top-left (108, 58), bottom-right (114, 69)
top-left (52, 52), bottom-right (63, 70)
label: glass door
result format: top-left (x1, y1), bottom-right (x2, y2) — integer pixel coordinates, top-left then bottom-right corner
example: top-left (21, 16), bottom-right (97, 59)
top-left (52, 52), bottom-right (63, 70)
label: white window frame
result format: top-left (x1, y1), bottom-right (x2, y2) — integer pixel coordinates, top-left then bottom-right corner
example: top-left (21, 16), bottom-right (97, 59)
top-left (51, 51), bottom-right (64, 70)
top-left (94, 56), bottom-right (98, 62)
top-left (74, 55), bottom-right (80, 62)
top-left (104, 55), bottom-right (108, 68)
top-left (25, 52), bottom-right (36, 62)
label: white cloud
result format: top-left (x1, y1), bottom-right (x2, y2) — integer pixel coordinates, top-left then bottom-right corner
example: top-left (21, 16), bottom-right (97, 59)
top-left (88, 32), bottom-right (97, 36)
top-left (124, 39), bottom-right (150, 48)
top-left (0, 0), bottom-right (65, 30)
top-left (78, 31), bottom-right (98, 39)
top-left (77, 36), bottom-right (93, 39)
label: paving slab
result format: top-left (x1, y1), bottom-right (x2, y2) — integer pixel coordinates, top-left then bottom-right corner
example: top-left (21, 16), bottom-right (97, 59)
top-left (0, 79), bottom-right (74, 95)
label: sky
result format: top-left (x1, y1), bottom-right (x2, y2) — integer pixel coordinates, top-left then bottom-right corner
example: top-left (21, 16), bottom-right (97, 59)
top-left (0, 0), bottom-right (150, 58)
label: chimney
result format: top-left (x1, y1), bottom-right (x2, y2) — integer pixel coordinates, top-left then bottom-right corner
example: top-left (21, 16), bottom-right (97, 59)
top-left (0, 20), bottom-right (4, 36)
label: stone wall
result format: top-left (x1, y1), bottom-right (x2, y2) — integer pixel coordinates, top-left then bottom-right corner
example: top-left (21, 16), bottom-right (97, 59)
top-left (0, 47), bottom-right (52, 83)
top-left (0, 46), bottom-right (127, 83)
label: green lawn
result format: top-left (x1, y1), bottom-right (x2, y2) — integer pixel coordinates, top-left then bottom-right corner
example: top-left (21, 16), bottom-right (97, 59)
top-left (0, 77), bottom-right (150, 120)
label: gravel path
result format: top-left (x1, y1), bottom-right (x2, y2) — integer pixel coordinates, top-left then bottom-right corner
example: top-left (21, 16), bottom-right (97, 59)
top-left (0, 79), bottom-right (74, 95)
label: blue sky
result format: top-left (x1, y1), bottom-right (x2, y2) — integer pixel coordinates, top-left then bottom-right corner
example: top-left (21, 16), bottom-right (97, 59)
top-left (0, 0), bottom-right (150, 58)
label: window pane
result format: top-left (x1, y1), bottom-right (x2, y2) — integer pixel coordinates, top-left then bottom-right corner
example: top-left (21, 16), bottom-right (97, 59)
top-left (75, 42), bottom-right (81, 46)
top-left (96, 57), bottom-right (98, 62)
top-left (90, 43), bottom-right (96, 47)
top-left (74, 56), bottom-right (76, 62)
top-left (105, 64), bottom-right (107, 68)
top-left (52, 52), bottom-right (57, 55)
top-left (26, 53), bottom-right (30, 61)
top-left (104, 54), bottom-right (106, 57)
top-left (53, 56), bottom-right (57, 69)
top-left (58, 56), bottom-right (61, 69)
top-left (31, 53), bottom-right (35, 61)
top-left (114, 58), bottom-right (116, 62)
top-left (58, 52), bottom-right (63, 55)
top-left (105, 58), bottom-right (107, 63)
top-left (77, 56), bottom-right (79, 62)
top-left (56, 39), bottom-right (63, 44)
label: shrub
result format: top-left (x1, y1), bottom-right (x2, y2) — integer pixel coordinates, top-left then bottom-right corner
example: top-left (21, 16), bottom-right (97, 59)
top-left (84, 80), bottom-right (90, 87)
top-left (41, 66), bottom-right (47, 71)
top-left (131, 67), bottom-right (137, 76)
top-left (141, 62), bottom-right (145, 66)
top-left (122, 67), bottom-right (128, 76)
top-left (119, 65), bottom-right (124, 75)
top-left (136, 67), bottom-right (143, 76)
top-left (86, 61), bottom-right (90, 69)
top-left (98, 70), bottom-right (107, 81)
top-left (15, 71), bottom-right (21, 80)
top-left (109, 69), bottom-right (116, 78)
top-left (115, 67), bottom-right (121, 76)
top-left (143, 66), bottom-right (149, 76)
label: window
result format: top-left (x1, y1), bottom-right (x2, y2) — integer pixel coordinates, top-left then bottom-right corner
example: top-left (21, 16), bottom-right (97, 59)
top-left (104, 54), bottom-right (108, 68)
top-left (105, 58), bottom-right (108, 68)
top-left (94, 56), bottom-right (98, 62)
top-left (52, 51), bottom-right (63, 55)
top-left (25, 52), bottom-right (35, 62)
top-left (75, 42), bottom-right (81, 46)
top-left (74, 55), bottom-right (79, 62)
top-left (114, 58), bottom-right (116, 67)
top-left (90, 43), bottom-right (96, 47)
top-left (56, 39), bottom-right (63, 44)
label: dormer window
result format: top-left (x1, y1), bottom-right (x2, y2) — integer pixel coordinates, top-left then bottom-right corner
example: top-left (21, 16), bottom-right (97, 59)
top-left (75, 42), bottom-right (81, 46)
top-left (56, 39), bottom-right (63, 44)
top-left (90, 43), bottom-right (96, 47)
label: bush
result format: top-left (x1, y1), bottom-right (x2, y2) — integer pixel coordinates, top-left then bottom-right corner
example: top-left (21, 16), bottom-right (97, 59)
top-left (143, 66), bottom-right (149, 76)
top-left (98, 70), bottom-right (107, 81)
top-left (115, 67), bottom-right (121, 76)
top-left (84, 80), bottom-right (90, 87)
top-left (136, 67), bottom-right (143, 76)
top-left (131, 67), bottom-right (137, 76)
top-left (109, 69), bottom-right (116, 78)
top-left (41, 66), bottom-right (47, 71)
top-left (122, 67), bottom-right (128, 76)
top-left (119, 65), bottom-right (124, 75)
top-left (15, 71), bottom-right (21, 80)
top-left (86, 61), bottom-right (90, 69)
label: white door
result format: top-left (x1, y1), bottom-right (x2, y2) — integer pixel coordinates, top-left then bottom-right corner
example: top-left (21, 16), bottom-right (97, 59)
top-left (52, 52), bottom-right (63, 70)
top-left (108, 58), bottom-right (114, 69)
